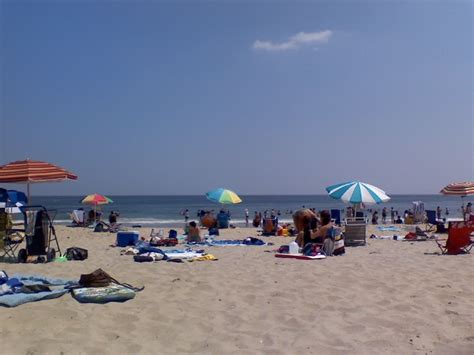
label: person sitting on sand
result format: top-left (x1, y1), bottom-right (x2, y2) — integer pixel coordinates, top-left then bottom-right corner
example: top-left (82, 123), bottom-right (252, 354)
top-left (108, 210), bottom-right (119, 224)
top-left (186, 221), bottom-right (201, 243)
top-left (295, 210), bottom-right (332, 247)
top-left (252, 212), bottom-right (261, 228)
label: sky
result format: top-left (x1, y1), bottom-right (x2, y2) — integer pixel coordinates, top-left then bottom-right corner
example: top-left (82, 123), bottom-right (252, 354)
top-left (1, 0), bottom-right (473, 195)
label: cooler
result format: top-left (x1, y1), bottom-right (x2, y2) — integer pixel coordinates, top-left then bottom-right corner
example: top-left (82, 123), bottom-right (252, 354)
top-left (116, 231), bottom-right (139, 247)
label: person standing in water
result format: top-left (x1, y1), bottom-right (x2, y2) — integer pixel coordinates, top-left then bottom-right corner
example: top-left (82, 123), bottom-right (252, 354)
top-left (244, 208), bottom-right (249, 226)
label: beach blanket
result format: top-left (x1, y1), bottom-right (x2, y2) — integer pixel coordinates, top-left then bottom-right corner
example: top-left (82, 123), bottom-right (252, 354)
top-left (0, 274), bottom-right (77, 308)
top-left (165, 250), bottom-right (205, 260)
top-left (131, 246), bottom-right (206, 262)
top-left (377, 226), bottom-right (401, 232)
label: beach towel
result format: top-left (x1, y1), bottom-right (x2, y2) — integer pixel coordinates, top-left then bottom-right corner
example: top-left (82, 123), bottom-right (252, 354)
top-left (165, 251), bottom-right (204, 260)
top-left (0, 274), bottom-right (76, 307)
top-left (188, 254), bottom-right (218, 262)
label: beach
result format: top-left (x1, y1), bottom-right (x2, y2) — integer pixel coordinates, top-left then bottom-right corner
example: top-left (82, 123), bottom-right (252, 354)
top-left (1, 225), bottom-right (472, 354)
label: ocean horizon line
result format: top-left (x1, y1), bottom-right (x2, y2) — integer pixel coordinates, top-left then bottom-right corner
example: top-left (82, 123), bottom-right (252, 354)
top-left (32, 193), bottom-right (455, 197)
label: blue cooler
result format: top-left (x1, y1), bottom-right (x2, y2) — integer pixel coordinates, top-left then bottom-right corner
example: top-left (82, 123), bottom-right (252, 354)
top-left (116, 231), bottom-right (139, 247)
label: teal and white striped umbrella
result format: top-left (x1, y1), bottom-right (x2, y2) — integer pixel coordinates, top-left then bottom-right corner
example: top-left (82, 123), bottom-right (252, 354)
top-left (326, 181), bottom-right (390, 205)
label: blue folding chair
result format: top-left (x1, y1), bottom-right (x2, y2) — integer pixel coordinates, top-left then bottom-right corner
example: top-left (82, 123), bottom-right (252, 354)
top-left (426, 210), bottom-right (445, 233)
top-left (331, 209), bottom-right (341, 225)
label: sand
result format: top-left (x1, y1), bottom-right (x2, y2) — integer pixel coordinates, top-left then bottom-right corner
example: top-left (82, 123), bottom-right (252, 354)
top-left (0, 225), bottom-right (473, 354)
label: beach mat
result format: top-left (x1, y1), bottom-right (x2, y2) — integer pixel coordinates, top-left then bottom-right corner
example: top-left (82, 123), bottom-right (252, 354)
top-left (72, 285), bottom-right (136, 304)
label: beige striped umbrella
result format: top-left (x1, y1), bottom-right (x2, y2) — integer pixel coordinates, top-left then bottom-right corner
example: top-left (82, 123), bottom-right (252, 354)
top-left (440, 182), bottom-right (474, 196)
top-left (0, 159), bottom-right (77, 202)
top-left (440, 182), bottom-right (474, 210)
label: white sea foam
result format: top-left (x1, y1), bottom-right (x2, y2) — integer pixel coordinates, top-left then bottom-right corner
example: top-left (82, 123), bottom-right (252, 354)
top-left (54, 217), bottom-right (294, 226)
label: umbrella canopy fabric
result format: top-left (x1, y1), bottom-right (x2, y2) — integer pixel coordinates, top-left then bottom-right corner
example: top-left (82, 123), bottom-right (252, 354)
top-left (206, 188), bottom-right (242, 204)
top-left (440, 182), bottom-right (474, 196)
top-left (0, 159), bottom-right (77, 202)
top-left (0, 159), bottom-right (77, 183)
top-left (80, 194), bottom-right (113, 205)
top-left (326, 181), bottom-right (390, 204)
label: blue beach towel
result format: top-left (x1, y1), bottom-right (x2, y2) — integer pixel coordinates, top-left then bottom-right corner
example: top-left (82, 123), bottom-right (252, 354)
top-left (377, 226), bottom-right (401, 232)
top-left (0, 274), bottom-right (77, 308)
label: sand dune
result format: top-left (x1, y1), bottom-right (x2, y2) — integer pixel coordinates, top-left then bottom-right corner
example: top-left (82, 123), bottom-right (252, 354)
top-left (0, 225), bottom-right (472, 354)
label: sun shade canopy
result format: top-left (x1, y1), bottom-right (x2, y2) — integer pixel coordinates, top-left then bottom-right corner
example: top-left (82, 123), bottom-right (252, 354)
top-left (0, 159), bottom-right (77, 183)
top-left (440, 182), bottom-right (474, 196)
top-left (326, 181), bottom-right (390, 204)
top-left (206, 188), bottom-right (242, 204)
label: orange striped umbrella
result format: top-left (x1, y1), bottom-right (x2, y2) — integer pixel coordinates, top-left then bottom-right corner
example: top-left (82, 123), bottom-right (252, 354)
top-left (440, 182), bottom-right (474, 196)
top-left (0, 159), bottom-right (77, 202)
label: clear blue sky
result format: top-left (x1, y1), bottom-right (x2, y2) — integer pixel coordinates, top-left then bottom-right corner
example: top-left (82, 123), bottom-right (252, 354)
top-left (1, 1), bottom-right (472, 195)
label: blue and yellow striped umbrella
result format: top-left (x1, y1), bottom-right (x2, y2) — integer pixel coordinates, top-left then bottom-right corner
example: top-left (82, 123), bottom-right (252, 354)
top-left (326, 181), bottom-right (390, 205)
top-left (206, 188), bottom-right (242, 204)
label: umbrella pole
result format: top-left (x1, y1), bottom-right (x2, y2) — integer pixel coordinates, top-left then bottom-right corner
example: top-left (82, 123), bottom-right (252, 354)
top-left (27, 183), bottom-right (31, 205)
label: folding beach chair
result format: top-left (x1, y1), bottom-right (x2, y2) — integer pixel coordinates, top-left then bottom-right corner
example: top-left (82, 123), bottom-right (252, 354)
top-left (425, 210), bottom-right (445, 233)
top-left (435, 221), bottom-right (474, 255)
top-left (1, 231), bottom-right (25, 260)
top-left (331, 209), bottom-right (341, 226)
top-left (343, 217), bottom-right (367, 246)
top-left (0, 209), bottom-right (24, 260)
top-left (355, 211), bottom-right (364, 218)
top-left (216, 211), bottom-right (230, 229)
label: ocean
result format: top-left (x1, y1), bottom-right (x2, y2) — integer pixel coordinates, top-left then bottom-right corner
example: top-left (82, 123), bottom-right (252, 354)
top-left (22, 195), bottom-right (472, 227)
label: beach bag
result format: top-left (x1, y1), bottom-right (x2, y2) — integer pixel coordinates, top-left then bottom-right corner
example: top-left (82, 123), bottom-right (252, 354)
top-left (65, 247), bottom-right (88, 261)
top-left (134, 255), bottom-right (154, 263)
top-left (333, 235), bottom-right (345, 256)
top-left (79, 269), bottom-right (112, 287)
top-left (79, 269), bottom-right (144, 291)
